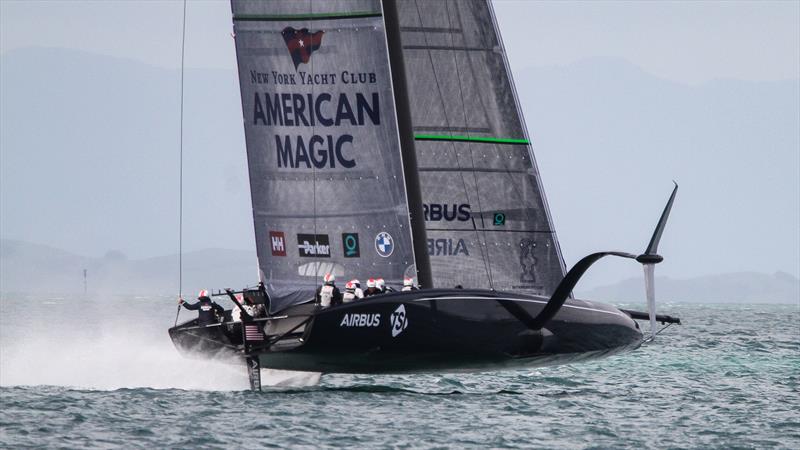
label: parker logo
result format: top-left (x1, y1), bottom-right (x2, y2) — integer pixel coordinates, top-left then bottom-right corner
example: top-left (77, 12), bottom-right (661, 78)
top-left (297, 234), bottom-right (331, 258)
top-left (342, 233), bottom-right (360, 258)
top-left (270, 231), bottom-right (286, 256)
top-left (281, 27), bottom-right (324, 70)
top-left (390, 304), bottom-right (408, 338)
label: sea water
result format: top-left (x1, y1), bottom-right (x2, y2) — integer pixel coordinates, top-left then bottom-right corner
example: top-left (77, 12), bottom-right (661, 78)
top-left (0, 295), bottom-right (797, 449)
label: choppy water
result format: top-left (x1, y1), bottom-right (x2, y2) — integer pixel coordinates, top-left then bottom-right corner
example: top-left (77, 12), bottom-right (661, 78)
top-left (1, 295), bottom-right (798, 448)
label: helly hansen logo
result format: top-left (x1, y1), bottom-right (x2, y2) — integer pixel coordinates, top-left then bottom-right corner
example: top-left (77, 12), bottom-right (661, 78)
top-left (270, 231), bottom-right (286, 256)
top-left (281, 27), bottom-right (324, 70)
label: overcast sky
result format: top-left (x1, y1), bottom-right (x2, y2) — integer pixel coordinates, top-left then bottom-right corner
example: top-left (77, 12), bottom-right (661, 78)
top-left (3, 0), bottom-right (798, 84)
top-left (2, 0), bottom-right (798, 286)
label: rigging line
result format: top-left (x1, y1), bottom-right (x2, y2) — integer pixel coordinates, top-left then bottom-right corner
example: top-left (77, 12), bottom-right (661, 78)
top-left (412, 0), bottom-right (493, 288)
top-left (309, 7), bottom-right (320, 282)
top-left (445, 0), bottom-right (494, 290)
top-left (175, 0), bottom-right (187, 327)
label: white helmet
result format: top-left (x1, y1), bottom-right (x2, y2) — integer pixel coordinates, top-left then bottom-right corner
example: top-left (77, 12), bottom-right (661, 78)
top-left (350, 279), bottom-right (361, 288)
top-left (345, 281), bottom-right (355, 291)
top-left (367, 278), bottom-right (376, 288)
top-left (403, 277), bottom-right (414, 287)
top-left (376, 278), bottom-right (385, 289)
top-left (324, 273), bottom-right (335, 284)
top-left (198, 289), bottom-right (210, 299)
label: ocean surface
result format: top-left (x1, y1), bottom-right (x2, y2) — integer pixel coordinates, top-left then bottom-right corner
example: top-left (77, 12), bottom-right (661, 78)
top-left (0, 295), bottom-right (798, 449)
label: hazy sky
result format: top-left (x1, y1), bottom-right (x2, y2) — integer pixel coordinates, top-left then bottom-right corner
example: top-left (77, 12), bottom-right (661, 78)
top-left (2, 0), bottom-right (798, 84)
top-left (2, 0), bottom-right (798, 286)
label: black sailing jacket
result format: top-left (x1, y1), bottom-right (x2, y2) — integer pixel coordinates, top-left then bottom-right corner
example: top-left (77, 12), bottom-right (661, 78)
top-left (182, 298), bottom-right (225, 326)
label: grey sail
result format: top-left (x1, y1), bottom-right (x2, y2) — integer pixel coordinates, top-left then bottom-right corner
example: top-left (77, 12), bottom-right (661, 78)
top-left (231, 0), bottom-right (419, 311)
top-left (397, 0), bottom-right (567, 296)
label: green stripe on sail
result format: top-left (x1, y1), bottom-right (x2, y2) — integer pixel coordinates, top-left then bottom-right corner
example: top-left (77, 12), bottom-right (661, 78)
top-left (234, 11), bottom-right (382, 22)
top-left (414, 134), bottom-right (530, 145)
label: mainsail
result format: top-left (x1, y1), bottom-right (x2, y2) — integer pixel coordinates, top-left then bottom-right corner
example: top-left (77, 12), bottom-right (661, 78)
top-left (397, 0), bottom-right (567, 296)
top-left (231, 0), bottom-right (422, 310)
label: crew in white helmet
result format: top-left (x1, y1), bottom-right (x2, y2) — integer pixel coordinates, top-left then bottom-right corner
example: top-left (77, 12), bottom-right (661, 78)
top-left (364, 278), bottom-right (380, 297)
top-left (376, 278), bottom-right (390, 293)
top-left (230, 293), bottom-right (247, 322)
top-left (179, 289), bottom-right (225, 326)
top-left (342, 281), bottom-right (358, 303)
top-left (401, 277), bottom-right (418, 291)
top-left (350, 279), bottom-right (365, 299)
top-left (315, 273), bottom-right (341, 308)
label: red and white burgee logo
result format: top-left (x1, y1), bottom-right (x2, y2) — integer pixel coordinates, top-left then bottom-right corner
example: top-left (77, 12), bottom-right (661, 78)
top-left (270, 231), bottom-right (286, 256)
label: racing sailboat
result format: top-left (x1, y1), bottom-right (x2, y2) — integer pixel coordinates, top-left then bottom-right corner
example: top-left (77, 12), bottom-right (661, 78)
top-left (169, 0), bottom-right (681, 390)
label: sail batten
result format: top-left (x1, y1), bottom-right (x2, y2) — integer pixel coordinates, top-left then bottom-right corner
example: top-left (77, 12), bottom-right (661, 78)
top-left (415, 134), bottom-right (530, 145)
top-left (234, 11), bottom-right (382, 22)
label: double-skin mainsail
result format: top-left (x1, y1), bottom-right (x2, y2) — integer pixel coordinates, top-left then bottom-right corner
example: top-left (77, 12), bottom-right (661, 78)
top-left (232, 0), bottom-right (565, 311)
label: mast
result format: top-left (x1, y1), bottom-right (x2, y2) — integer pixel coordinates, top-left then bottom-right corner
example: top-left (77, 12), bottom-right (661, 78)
top-left (381, 0), bottom-right (434, 289)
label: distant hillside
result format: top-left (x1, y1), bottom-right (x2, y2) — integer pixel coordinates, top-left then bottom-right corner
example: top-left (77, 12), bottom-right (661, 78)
top-left (0, 239), bottom-right (257, 296)
top-left (577, 271), bottom-right (799, 304)
top-left (3, 239), bottom-right (798, 304)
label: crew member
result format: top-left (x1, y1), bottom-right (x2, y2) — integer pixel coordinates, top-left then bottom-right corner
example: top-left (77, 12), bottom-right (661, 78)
top-left (231, 293), bottom-right (263, 322)
top-left (350, 279), bottom-right (365, 299)
top-left (315, 273), bottom-right (341, 307)
top-left (376, 278), bottom-right (391, 293)
top-left (231, 293), bottom-right (248, 322)
top-left (246, 295), bottom-right (266, 318)
top-left (342, 281), bottom-right (358, 303)
top-left (401, 277), bottom-right (418, 291)
top-left (179, 289), bottom-right (225, 326)
top-left (364, 278), bottom-right (380, 297)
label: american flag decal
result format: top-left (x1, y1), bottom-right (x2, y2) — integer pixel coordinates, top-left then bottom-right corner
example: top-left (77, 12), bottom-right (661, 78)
top-left (245, 324), bottom-right (264, 341)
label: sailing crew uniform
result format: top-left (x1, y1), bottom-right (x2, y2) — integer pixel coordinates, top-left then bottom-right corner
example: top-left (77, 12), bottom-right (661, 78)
top-left (182, 298), bottom-right (225, 326)
top-left (342, 289), bottom-right (357, 303)
top-left (316, 285), bottom-right (342, 307)
top-left (364, 287), bottom-right (381, 297)
top-left (232, 303), bottom-right (259, 322)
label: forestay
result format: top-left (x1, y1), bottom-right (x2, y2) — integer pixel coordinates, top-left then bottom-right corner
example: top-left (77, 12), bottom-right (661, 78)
top-left (231, 0), bottom-right (417, 311)
top-left (397, 0), bottom-right (567, 296)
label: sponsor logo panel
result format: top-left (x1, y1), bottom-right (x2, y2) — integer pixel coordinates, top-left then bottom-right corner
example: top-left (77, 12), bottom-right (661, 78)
top-left (297, 234), bottom-right (331, 257)
top-left (375, 232), bottom-right (394, 257)
top-left (423, 203), bottom-right (471, 222)
top-left (340, 313), bottom-right (381, 328)
top-left (270, 231), bottom-right (287, 256)
top-left (250, 25), bottom-right (384, 172)
top-left (427, 238), bottom-right (469, 256)
top-left (342, 233), bottom-right (360, 258)
top-left (493, 212), bottom-right (506, 226)
top-left (390, 304), bottom-right (408, 337)
top-left (281, 27), bottom-right (324, 70)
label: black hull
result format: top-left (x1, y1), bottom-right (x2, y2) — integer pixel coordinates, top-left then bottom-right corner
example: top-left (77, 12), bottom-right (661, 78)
top-left (169, 289), bottom-right (643, 374)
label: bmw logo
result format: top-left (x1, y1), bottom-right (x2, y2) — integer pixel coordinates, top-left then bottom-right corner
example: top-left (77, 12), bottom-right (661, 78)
top-left (375, 231), bottom-right (394, 258)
